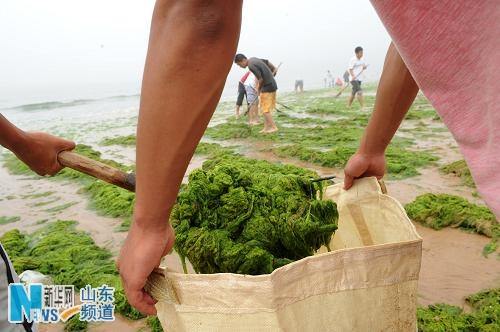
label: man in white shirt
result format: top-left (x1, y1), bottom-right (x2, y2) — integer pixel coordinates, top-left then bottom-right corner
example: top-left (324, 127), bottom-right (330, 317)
top-left (348, 46), bottom-right (367, 108)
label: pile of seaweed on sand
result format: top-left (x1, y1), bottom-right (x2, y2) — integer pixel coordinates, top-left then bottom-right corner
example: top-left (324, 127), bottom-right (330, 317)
top-left (2, 142), bottom-right (231, 230)
top-left (3, 144), bottom-right (136, 229)
top-left (417, 288), bottom-right (500, 332)
top-left (405, 193), bottom-right (499, 256)
top-left (0, 221), bottom-right (144, 331)
top-left (171, 154), bottom-right (339, 275)
top-left (440, 159), bottom-right (476, 188)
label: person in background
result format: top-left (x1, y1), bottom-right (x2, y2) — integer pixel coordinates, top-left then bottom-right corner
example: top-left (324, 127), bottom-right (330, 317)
top-left (0, 114), bottom-right (75, 331)
top-left (343, 70), bottom-right (350, 87)
top-left (234, 54), bottom-right (278, 133)
top-left (344, 1), bottom-right (499, 218)
top-left (295, 79), bottom-right (304, 93)
top-left (235, 71), bottom-right (250, 117)
top-left (327, 70), bottom-right (334, 87)
top-left (245, 71), bottom-right (260, 125)
top-left (335, 77), bottom-right (344, 87)
top-left (347, 46), bottom-right (367, 108)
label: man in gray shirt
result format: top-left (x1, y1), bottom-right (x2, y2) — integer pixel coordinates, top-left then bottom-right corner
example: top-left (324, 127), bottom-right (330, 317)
top-left (234, 54), bottom-right (278, 133)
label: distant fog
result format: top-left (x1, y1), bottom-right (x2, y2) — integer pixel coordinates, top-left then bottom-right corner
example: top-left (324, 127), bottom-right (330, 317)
top-left (1, 0), bottom-right (390, 107)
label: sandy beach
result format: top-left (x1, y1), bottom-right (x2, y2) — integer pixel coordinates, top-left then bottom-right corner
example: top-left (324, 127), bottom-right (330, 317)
top-left (1, 87), bottom-right (498, 331)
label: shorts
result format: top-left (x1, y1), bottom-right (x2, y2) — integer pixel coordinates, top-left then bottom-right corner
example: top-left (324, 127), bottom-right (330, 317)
top-left (259, 91), bottom-right (276, 114)
top-left (236, 82), bottom-right (247, 106)
top-left (343, 72), bottom-right (350, 83)
top-left (245, 86), bottom-right (259, 105)
top-left (351, 80), bottom-right (362, 96)
top-left (294, 80), bottom-right (304, 90)
top-left (0, 244), bottom-right (34, 331)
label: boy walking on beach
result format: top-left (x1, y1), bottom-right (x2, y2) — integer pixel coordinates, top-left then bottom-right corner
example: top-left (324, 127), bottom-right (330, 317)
top-left (347, 46), bottom-right (367, 108)
top-left (234, 54), bottom-right (278, 133)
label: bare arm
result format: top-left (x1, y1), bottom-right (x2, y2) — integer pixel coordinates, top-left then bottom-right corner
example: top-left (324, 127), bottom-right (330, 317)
top-left (349, 68), bottom-right (355, 79)
top-left (267, 61), bottom-right (278, 76)
top-left (344, 42), bottom-right (419, 189)
top-left (257, 78), bottom-right (263, 93)
top-left (0, 114), bottom-right (26, 152)
top-left (0, 114), bottom-right (74, 175)
top-left (117, 0), bottom-right (243, 315)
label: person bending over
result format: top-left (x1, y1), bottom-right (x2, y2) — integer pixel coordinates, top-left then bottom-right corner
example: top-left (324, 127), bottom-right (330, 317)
top-left (234, 54), bottom-right (278, 134)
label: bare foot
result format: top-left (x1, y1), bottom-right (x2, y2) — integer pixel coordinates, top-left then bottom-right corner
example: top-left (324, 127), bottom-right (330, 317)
top-left (263, 127), bottom-right (278, 134)
top-left (259, 128), bottom-right (267, 133)
top-left (249, 121), bottom-right (260, 126)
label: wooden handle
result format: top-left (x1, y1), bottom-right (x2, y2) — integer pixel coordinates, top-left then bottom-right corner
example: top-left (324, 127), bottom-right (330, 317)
top-left (58, 151), bottom-right (136, 192)
top-left (378, 179), bottom-right (388, 194)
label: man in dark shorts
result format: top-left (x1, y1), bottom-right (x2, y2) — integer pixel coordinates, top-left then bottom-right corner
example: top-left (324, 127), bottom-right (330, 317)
top-left (295, 80), bottom-right (304, 92)
top-left (234, 54), bottom-right (278, 133)
top-left (347, 46), bottom-right (367, 108)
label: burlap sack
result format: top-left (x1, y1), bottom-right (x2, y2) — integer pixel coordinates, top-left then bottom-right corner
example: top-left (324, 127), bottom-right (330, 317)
top-left (146, 177), bottom-right (422, 332)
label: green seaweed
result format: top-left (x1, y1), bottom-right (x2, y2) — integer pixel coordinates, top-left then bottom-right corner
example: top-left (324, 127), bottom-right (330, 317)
top-left (405, 194), bottom-right (499, 256)
top-left (0, 229), bottom-right (28, 257)
top-left (84, 181), bottom-right (135, 230)
top-left (405, 108), bottom-right (438, 120)
top-left (64, 314), bottom-right (88, 331)
top-left (32, 197), bottom-right (61, 207)
top-left (417, 304), bottom-right (469, 332)
top-left (0, 216), bottom-right (21, 225)
top-left (3, 144), bottom-right (129, 180)
top-left (100, 134), bottom-right (235, 157)
top-left (273, 144), bottom-right (437, 178)
top-left (205, 107), bottom-right (436, 179)
top-left (21, 191), bottom-right (55, 199)
top-left (44, 201), bottom-right (78, 213)
top-left (3, 144), bottom-right (134, 228)
top-left (0, 221), bottom-right (143, 321)
top-left (417, 288), bottom-right (500, 332)
top-left (194, 142), bottom-right (236, 156)
top-left (171, 155), bottom-right (338, 275)
top-left (2, 142), bottom-right (235, 231)
top-left (101, 135), bottom-right (136, 146)
top-left (146, 316), bottom-right (164, 332)
top-left (440, 160), bottom-right (476, 188)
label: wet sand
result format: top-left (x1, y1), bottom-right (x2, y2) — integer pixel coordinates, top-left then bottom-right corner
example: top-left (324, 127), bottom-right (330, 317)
top-left (416, 224), bottom-right (500, 307)
top-left (1, 89), bottom-right (498, 331)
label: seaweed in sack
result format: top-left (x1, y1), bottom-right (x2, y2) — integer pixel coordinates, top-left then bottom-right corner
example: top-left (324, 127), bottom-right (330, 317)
top-left (171, 155), bottom-right (338, 275)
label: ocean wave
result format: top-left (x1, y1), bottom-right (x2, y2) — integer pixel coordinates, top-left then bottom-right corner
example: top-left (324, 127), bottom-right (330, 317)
top-left (4, 94), bottom-right (140, 112)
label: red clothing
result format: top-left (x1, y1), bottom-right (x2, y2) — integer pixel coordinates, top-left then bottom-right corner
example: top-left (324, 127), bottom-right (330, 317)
top-left (371, 0), bottom-right (500, 217)
top-left (239, 72), bottom-right (251, 84)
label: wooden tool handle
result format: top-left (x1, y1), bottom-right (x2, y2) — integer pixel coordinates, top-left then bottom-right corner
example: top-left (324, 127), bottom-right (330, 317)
top-left (58, 151), bottom-right (136, 192)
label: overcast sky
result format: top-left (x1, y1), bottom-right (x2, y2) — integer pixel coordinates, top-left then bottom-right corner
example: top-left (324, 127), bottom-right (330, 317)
top-left (0, 0), bottom-right (390, 106)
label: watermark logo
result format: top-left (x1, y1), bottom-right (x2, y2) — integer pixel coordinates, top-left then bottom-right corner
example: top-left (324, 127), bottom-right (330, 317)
top-left (8, 283), bottom-right (115, 324)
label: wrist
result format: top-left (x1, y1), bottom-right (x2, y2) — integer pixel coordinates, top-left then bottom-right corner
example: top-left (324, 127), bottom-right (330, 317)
top-left (357, 140), bottom-right (386, 156)
top-left (133, 205), bottom-right (172, 231)
top-left (5, 129), bottom-right (30, 155)
top-left (132, 215), bottom-right (171, 233)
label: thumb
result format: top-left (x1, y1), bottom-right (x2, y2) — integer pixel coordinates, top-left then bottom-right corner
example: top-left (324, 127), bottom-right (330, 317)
top-left (343, 171), bottom-right (354, 190)
top-left (57, 138), bottom-right (76, 152)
